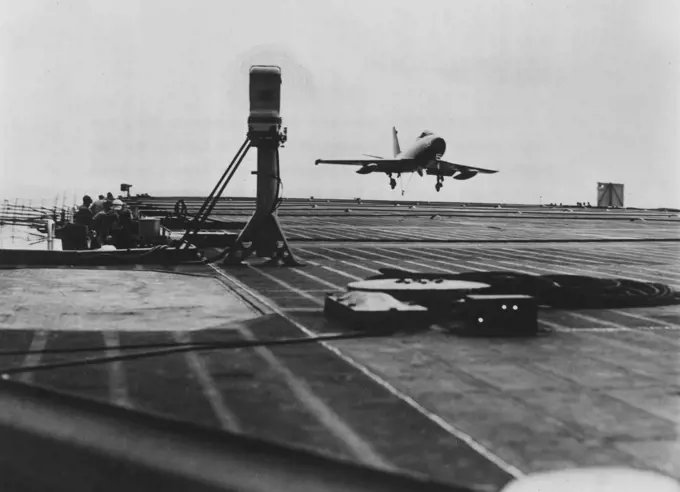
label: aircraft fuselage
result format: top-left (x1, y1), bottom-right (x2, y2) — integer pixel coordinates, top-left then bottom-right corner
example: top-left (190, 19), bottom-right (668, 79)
top-left (315, 127), bottom-right (498, 192)
top-left (373, 133), bottom-right (447, 174)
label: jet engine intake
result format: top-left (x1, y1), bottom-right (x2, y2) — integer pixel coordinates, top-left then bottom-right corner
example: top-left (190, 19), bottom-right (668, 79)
top-left (430, 137), bottom-right (446, 157)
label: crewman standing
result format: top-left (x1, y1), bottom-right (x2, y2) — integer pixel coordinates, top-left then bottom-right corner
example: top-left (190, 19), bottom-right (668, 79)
top-left (73, 195), bottom-right (94, 228)
top-left (92, 201), bottom-right (119, 249)
top-left (90, 195), bottom-right (107, 215)
top-left (67, 195), bottom-right (94, 250)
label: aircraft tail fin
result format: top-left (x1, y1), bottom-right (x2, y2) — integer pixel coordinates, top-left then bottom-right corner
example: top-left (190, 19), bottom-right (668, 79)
top-left (392, 127), bottom-right (401, 157)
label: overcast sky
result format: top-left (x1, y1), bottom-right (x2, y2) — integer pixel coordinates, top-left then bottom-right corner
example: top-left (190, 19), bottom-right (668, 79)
top-left (1, 0), bottom-right (677, 208)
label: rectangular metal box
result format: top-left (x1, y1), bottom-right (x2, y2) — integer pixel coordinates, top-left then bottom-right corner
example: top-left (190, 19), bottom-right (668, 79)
top-left (458, 294), bottom-right (538, 337)
top-left (597, 182), bottom-right (624, 208)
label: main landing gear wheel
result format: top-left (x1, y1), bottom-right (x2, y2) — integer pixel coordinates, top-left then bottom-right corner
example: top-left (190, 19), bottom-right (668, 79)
top-left (435, 175), bottom-right (444, 192)
top-left (389, 178), bottom-right (397, 190)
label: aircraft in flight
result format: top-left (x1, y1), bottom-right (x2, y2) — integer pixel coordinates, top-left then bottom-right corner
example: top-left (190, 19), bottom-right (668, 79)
top-left (315, 127), bottom-right (498, 192)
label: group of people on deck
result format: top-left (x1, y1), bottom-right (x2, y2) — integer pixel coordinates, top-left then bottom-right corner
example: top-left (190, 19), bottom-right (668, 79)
top-left (73, 192), bottom-right (136, 250)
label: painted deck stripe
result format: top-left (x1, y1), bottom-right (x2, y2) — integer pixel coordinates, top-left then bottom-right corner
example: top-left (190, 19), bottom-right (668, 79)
top-left (15, 331), bottom-right (49, 384)
top-left (208, 265), bottom-right (393, 471)
top-left (210, 264), bottom-right (524, 478)
top-left (173, 331), bottom-right (241, 433)
top-left (102, 331), bottom-right (132, 408)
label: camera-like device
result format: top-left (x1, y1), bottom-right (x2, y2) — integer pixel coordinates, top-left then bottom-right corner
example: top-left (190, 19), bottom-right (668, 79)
top-left (120, 183), bottom-right (132, 198)
top-left (248, 65), bottom-right (286, 144)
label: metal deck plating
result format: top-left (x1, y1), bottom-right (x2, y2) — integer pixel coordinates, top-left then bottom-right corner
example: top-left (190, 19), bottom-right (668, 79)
top-left (1, 200), bottom-right (678, 491)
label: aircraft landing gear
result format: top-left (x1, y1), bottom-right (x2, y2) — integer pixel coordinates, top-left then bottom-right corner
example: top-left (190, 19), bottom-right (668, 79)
top-left (435, 175), bottom-right (444, 192)
top-left (388, 173), bottom-right (397, 190)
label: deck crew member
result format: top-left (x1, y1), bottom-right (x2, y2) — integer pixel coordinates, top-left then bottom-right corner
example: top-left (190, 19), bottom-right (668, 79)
top-left (113, 208), bottom-right (136, 249)
top-left (90, 195), bottom-right (107, 215)
top-left (92, 201), bottom-right (119, 249)
top-left (69, 195), bottom-right (94, 250)
top-left (73, 195), bottom-right (94, 228)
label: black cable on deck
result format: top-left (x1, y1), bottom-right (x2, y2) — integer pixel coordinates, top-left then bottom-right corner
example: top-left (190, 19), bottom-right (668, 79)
top-left (0, 330), bottom-right (390, 376)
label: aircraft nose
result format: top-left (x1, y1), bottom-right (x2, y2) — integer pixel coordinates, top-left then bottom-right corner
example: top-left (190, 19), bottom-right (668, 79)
top-left (431, 137), bottom-right (446, 157)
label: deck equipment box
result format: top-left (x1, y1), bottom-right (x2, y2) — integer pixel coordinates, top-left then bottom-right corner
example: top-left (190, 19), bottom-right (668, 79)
top-left (453, 294), bottom-right (538, 337)
top-left (324, 291), bottom-right (430, 333)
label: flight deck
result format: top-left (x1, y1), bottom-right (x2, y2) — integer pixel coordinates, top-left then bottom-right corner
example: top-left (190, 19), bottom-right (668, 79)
top-left (0, 199), bottom-right (678, 491)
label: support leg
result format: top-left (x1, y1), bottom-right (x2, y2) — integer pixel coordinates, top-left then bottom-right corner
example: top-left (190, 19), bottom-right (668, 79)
top-left (224, 214), bottom-right (302, 266)
top-left (222, 144), bottom-right (302, 267)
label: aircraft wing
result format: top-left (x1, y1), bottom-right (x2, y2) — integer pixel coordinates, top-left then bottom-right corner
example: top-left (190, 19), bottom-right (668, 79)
top-left (315, 159), bottom-right (409, 166)
top-left (430, 160), bottom-right (499, 174)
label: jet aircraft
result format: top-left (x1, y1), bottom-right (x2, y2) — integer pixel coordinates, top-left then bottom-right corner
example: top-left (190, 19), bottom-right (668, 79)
top-left (315, 127), bottom-right (498, 192)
